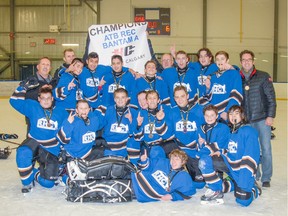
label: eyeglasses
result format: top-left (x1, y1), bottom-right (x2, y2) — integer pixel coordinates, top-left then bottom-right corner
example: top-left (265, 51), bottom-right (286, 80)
top-left (241, 59), bottom-right (253, 63)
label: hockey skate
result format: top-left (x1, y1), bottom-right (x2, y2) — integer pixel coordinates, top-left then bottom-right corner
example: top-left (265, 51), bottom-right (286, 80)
top-left (54, 177), bottom-right (65, 187)
top-left (67, 160), bottom-right (87, 181)
top-left (21, 183), bottom-right (33, 194)
top-left (201, 188), bottom-right (224, 205)
top-left (253, 181), bottom-right (262, 198)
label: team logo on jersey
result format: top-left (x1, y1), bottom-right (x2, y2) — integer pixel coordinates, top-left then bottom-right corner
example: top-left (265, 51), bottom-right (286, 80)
top-left (37, 118), bottom-right (58, 130)
top-left (197, 75), bottom-right (208, 85)
top-left (152, 170), bottom-right (168, 189)
top-left (86, 77), bottom-right (99, 87)
top-left (211, 84), bottom-right (226, 94)
top-left (175, 120), bottom-right (197, 132)
top-left (82, 131), bottom-right (96, 144)
top-left (228, 140), bottom-right (237, 153)
top-left (108, 84), bottom-right (125, 93)
top-left (173, 82), bottom-right (192, 92)
top-left (144, 124), bottom-right (156, 135)
top-left (110, 123), bottom-right (129, 133)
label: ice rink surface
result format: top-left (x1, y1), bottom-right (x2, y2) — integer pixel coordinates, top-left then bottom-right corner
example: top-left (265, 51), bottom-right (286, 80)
top-left (0, 98), bottom-right (287, 216)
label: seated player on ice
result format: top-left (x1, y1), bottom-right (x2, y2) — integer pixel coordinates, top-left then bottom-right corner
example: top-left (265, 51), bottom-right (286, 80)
top-left (131, 148), bottom-right (196, 202)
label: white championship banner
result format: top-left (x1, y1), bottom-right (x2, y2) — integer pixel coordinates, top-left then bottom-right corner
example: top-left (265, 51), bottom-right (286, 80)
top-left (88, 22), bottom-right (151, 74)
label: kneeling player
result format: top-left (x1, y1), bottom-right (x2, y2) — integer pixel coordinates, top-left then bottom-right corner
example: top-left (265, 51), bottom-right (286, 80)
top-left (132, 148), bottom-right (196, 202)
top-left (10, 86), bottom-right (66, 193)
top-left (199, 105), bottom-right (261, 206)
top-left (57, 100), bottom-right (104, 184)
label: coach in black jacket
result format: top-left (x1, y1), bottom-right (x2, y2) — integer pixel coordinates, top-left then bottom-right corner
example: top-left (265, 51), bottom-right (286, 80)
top-left (239, 50), bottom-right (276, 188)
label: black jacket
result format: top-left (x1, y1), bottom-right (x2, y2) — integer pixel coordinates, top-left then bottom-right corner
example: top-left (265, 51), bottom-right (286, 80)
top-left (240, 68), bottom-right (276, 123)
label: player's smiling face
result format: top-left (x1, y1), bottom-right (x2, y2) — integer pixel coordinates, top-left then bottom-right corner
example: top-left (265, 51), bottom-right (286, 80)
top-left (145, 62), bottom-right (157, 77)
top-left (114, 92), bottom-right (128, 108)
top-left (72, 61), bottom-right (84, 76)
top-left (174, 90), bottom-right (189, 108)
top-left (176, 53), bottom-right (188, 69)
top-left (199, 50), bottom-right (212, 67)
top-left (147, 92), bottom-right (159, 109)
top-left (87, 57), bottom-right (99, 71)
top-left (137, 92), bottom-right (148, 110)
top-left (76, 102), bottom-right (90, 119)
top-left (170, 155), bottom-right (184, 170)
top-left (204, 110), bottom-right (218, 125)
top-left (112, 58), bottom-right (123, 73)
top-left (38, 93), bottom-right (53, 109)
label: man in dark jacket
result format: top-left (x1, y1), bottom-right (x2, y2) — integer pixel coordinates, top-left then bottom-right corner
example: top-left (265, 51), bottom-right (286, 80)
top-left (239, 50), bottom-right (276, 187)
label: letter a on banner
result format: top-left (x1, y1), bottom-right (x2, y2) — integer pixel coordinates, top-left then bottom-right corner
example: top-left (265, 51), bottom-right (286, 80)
top-left (88, 22), bottom-right (151, 74)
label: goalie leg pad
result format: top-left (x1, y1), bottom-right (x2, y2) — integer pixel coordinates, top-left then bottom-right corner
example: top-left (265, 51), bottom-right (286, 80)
top-left (66, 179), bottom-right (133, 203)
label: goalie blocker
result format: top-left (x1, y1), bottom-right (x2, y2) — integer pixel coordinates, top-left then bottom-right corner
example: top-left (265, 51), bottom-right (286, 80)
top-left (66, 156), bottom-right (137, 203)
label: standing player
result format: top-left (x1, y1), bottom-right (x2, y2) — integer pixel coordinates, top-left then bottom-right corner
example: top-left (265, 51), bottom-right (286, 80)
top-left (203, 51), bottom-right (243, 122)
top-left (199, 105), bottom-right (261, 206)
top-left (132, 60), bottom-right (170, 108)
top-left (161, 50), bottom-right (198, 107)
top-left (53, 48), bottom-right (76, 85)
top-left (53, 58), bottom-right (84, 111)
top-left (101, 55), bottom-right (136, 108)
top-left (190, 48), bottom-right (218, 99)
top-left (78, 52), bottom-right (109, 109)
top-left (10, 86), bottom-right (66, 193)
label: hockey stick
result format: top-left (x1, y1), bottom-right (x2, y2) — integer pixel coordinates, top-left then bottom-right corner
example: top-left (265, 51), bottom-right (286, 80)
top-left (0, 139), bottom-right (21, 146)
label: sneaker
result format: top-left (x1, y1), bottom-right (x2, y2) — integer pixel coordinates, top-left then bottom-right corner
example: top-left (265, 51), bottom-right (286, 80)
top-left (21, 183), bottom-right (33, 194)
top-left (262, 181), bottom-right (270, 187)
top-left (201, 189), bottom-right (224, 205)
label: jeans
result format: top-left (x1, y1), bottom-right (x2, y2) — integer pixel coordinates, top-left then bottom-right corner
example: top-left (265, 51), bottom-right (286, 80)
top-left (251, 119), bottom-right (272, 183)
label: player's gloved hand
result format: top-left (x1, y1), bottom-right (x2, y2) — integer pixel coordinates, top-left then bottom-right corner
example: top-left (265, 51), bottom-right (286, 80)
top-left (20, 77), bottom-right (39, 90)
top-left (1, 133), bottom-right (18, 140)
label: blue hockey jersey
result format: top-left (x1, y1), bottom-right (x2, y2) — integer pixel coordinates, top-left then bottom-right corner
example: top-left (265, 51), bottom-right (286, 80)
top-left (161, 67), bottom-right (199, 107)
top-left (78, 65), bottom-right (110, 108)
top-left (10, 86), bottom-right (66, 156)
top-left (131, 157), bottom-right (196, 202)
top-left (156, 104), bottom-right (204, 158)
top-left (197, 122), bottom-right (230, 158)
top-left (53, 72), bottom-right (81, 110)
top-left (101, 105), bottom-right (138, 157)
top-left (222, 125), bottom-right (260, 191)
top-left (57, 112), bottom-right (103, 158)
top-left (101, 69), bottom-right (136, 108)
top-left (204, 69), bottom-right (243, 114)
